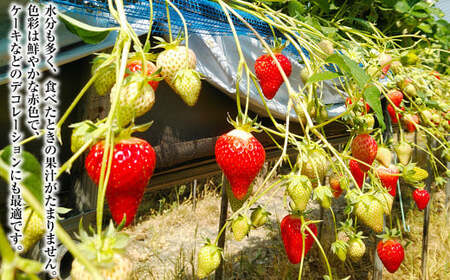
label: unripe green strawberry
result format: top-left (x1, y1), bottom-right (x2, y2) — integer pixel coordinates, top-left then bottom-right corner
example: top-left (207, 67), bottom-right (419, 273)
top-left (156, 38), bottom-right (196, 83)
top-left (285, 174), bottom-right (312, 211)
top-left (331, 240), bottom-right (348, 262)
top-left (298, 149), bottom-right (329, 187)
top-left (375, 191), bottom-right (394, 215)
top-left (92, 54), bottom-right (116, 96)
top-left (390, 61), bottom-right (402, 74)
top-left (314, 185), bottom-right (333, 209)
top-left (354, 195), bottom-right (384, 233)
top-left (21, 208), bottom-right (45, 253)
top-left (197, 244), bottom-right (221, 279)
top-left (401, 52), bottom-right (418, 65)
top-left (402, 165), bottom-right (428, 185)
top-left (70, 121), bottom-right (98, 154)
top-left (231, 214), bottom-right (250, 241)
top-left (300, 67), bottom-right (312, 84)
top-left (318, 39), bottom-right (334, 58)
top-left (376, 146), bottom-right (392, 168)
top-left (356, 114), bottom-right (375, 131)
top-left (404, 83), bottom-right (417, 97)
top-left (71, 253), bottom-right (132, 280)
top-left (395, 141), bottom-right (412, 165)
top-left (71, 222), bottom-right (132, 280)
top-left (250, 206), bottom-right (270, 228)
top-left (348, 237), bottom-right (366, 262)
top-left (111, 77), bottom-right (155, 127)
top-left (171, 69), bottom-right (202, 106)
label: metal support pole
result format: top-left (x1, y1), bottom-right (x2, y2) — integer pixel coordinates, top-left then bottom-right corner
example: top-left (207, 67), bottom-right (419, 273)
top-left (421, 137), bottom-right (434, 280)
top-left (214, 179), bottom-right (229, 280)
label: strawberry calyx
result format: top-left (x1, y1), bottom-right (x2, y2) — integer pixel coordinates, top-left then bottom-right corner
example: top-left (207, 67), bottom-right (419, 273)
top-left (348, 230), bottom-right (366, 242)
top-left (376, 228), bottom-right (401, 243)
top-left (337, 219), bottom-right (356, 236)
top-left (399, 163), bottom-right (428, 185)
top-left (227, 113), bottom-right (261, 134)
top-left (313, 185), bottom-right (333, 208)
top-left (74, 221), bottom-right (129, 268)
top-left (250, 205), bottom-right (271, 228)
top-left (69, 120), bottom-right (111, 154)
top-left (153, 35), bottom-right (184, 51)
top-left (265, 39), bottom-right (289, 54)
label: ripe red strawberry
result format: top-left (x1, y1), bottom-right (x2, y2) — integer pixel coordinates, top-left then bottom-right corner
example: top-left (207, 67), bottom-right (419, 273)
top-left (345, 97), bottom-right (371, 113)
top-left (387, 90), bottom-right (403, 107)
top-left (377, 239), bottom-right (405, 273)
top-left (85, 137), bottom-right (156, 226)
top-left (255, 52), bottom-right (292, 99)
top-left (351, 134), bottom-right (378, 172)
top-left (125, 59), bottom-right (160, 91)
top-left (329, 174), bottom-right (343, 198)
top-left (215, 128), bottom-right (265, 200)
top-left (378, 53), bottom-right (392, 76)
top-left (378, 53), bottom-right (392, 68)
top-left (387, 105), bottom-right (404, 124)
top-left (349, 159), bottom-right (365, 188)
top-left (413, 188), bottom-right (430, 210)
top-left (376, 165), bottom-right (399, 197)
top-left (280, 214), bottom-right (317, 264)
top-left (431, 71), bottom-right (440, 80)
top-left (403, 114), bottom-right (419, 133)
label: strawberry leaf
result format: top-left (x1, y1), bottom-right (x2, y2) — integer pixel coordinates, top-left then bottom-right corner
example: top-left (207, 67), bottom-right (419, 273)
top-left (363, 85), bottom-right (385, 130)
top-left (306, 71), bottom-right (342, 84)
top-left (0, 146), bottom-right (43, 204)
top-left (59, 13), bottom-right (118, 44)
top-left (326, 53), bottom-right (370, 89)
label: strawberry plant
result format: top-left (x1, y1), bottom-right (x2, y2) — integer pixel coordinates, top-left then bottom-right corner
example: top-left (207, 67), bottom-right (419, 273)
top-left (1, 0), bottom-right (448, 279)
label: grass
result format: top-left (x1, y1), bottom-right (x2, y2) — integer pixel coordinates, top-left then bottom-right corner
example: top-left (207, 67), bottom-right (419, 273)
top-left (124, 169), bottom-right (449, 280)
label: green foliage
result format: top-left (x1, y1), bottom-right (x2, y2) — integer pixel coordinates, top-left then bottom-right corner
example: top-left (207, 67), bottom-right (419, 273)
top-left (0, 146), bottom-right (43, 204)
top-left (254, 0), bottom-right (449, 72)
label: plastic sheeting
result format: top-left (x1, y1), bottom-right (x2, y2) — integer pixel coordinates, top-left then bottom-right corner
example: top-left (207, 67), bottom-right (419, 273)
top-left (0, 0), bottom-right (348, 119)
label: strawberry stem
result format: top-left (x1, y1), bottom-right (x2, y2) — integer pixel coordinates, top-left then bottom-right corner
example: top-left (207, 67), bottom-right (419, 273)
top-left (0, 224), bottom-right (14, 263)
top-left (298, 215), bottom-right (306, 280)
top-left (165, 0), bottom-right (173, 42)
top-left (301, 217), bottom-right (333, 279)
top-left (166, 0), bottom-right (190, 66)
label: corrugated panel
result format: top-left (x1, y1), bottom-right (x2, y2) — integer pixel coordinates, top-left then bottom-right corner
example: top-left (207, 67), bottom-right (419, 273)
top-left (436, 1), bottom-right (450, 21)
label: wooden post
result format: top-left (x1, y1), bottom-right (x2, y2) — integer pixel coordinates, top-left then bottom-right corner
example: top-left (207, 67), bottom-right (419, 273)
top-left (192, 179), bottom-right (197, 211)
top-left (421, 137), bottom-right (434, 280)
top-left (373, 242), bottom-right (383, 280)
top-left (214, 180), bottom-right (229, 280)
top-left (446, 161), bottom-right (450, 227)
